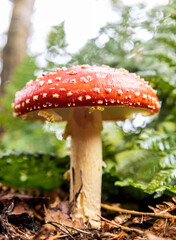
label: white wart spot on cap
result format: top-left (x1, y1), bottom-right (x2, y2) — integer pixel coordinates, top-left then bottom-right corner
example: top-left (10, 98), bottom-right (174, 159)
top-left (93, 88), bottom-right (100, 93)
top-left (142, 94), bottom-right (147, 99)
top-left (26, 99), bottom-right (30, 104)
top-left (152, 97), bottom-right (156, 103)
top-left (53, 93), bottom-right (59, 98)
top-left (96, 73), bottom-right (107, 78)
top-left (61, 67), bottom-right (67, 71)
top-left (105, 88), bottom-right (112, 94)
top-left (33, 95), bottom-right (38, 101)
top-left (37, 75), bottom-right (44, 80)
top-left (119, 68), bottom-right (129, 75)
top-left (70, 79), bottom-right (77, 84)
top-left (15, 91), bottom-right (21, 98)
top-left (38, 81), bottom-right (45, 86)
top-left (86, 75), bottom-right (92, 81)
top-left (60, 88), bottom-right (66, 92)
top-left (135, 91), bottom-right (140, 97)
top-left (117, 89), bottom-right (123, 95)
top-left (26, 80), bottom-right (33, 86)
top-left (85, 95), bottom-right (91, 100)
top-left (43, 93), bottom-right (47, 98)
top-left (81, 65), bottom-right (89, 69)
top-left (15, 104), bottom-right (21, 109)
top-left (80, 76), bottom-right (88, 83)
top-left (47, 79), bottom-right (53, 84)
top-left (97, 100), bottom-right (103, 104)
top-left (49, 72), bottom-right (57, 76)
top-left (66, 70), bottom-right (77, 75)
top-left (110, 99), bottom-right (115, 104)
top-left (78, 96), bottom-right (83, 101)
top-left (67, 91), bottom-right (73, 97)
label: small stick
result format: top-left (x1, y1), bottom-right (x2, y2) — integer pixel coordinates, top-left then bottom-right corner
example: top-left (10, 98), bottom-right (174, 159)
top-left (50, 221), bottom-right (92, 235)
top-left (49, 234), bottom-right (69, 240)
top-left (47, 222), bottom-right (74, 239)
top-left (99, 215), bottom-right (144, 234)
top-left (101, 203), bottom-right (176, 219)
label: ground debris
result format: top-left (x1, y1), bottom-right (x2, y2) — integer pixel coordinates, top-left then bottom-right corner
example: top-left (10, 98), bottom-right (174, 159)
top-left (1, 185), bottom-right (176, 239)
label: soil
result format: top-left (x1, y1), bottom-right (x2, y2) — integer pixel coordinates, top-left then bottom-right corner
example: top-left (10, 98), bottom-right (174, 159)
top-left (0, 184), bottom-right (176, 240)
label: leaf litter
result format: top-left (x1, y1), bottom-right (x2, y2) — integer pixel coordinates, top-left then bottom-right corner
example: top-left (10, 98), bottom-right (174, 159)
top-left (0, 184), bottom-right (176, 239)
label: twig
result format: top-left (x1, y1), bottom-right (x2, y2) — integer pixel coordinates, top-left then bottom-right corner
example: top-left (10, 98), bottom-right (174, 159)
top-left (49, 221), bottom-right (92, 235)
top-left (47, 222), bottom-right (74, 239)
top-left (49, 234), bottom-right (70, 239)
top-left (99, 215), bottom-right (144, 234)
top-left (101, 203), bottom-right (176, 219)
top-left (101, 231), bottom-right (126, 240)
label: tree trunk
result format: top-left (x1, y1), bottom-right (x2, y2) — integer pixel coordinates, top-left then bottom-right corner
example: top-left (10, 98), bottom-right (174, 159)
top-left (0, 0), bottom-right (35, 94)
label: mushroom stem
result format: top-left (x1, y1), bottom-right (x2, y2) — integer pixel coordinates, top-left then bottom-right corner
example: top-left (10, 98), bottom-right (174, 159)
top-left (70, 107), bottom-right (103, 228)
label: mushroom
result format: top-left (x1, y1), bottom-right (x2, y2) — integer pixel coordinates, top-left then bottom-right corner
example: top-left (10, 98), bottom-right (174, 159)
top-left (13, 65), bottom-right (160, 228)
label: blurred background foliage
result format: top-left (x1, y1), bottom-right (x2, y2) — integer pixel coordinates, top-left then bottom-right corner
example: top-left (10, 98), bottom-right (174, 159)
top-left (0, 0), bottom-right (176, 200)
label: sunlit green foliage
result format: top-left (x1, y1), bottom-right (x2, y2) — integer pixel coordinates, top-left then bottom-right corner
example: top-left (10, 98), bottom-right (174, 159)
top-left (0, 151), bottom-right (69, 190)
top-left (44, 22), bottom-right (71, 69)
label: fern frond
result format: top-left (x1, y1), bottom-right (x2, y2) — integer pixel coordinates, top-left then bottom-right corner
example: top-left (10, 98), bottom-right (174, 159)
top-left (138, 130), bottom-right (173, 151)
top-left (156, 33), bottom-right (176, 49)
top-left (144, 49), bottom-right (176, 68)
top-left (159, 149), bottom-right (176, 168)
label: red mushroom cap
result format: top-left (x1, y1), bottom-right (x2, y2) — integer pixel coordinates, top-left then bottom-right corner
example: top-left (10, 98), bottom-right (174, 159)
top-left (13, 65), bottom-right (160, 121)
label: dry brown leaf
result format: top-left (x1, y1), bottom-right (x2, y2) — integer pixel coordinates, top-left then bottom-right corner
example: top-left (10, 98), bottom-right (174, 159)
top-left (44, 201), bottom-right (85, 231)
top-left (132, 216), bottom-right (152, 224)
top-left (114, 214), bottom-right (131, 224)
top-left (148, 205), bottom-right (173, 218)
top-left (152, 219), bottom-right (166, 232)
top-left (145, 232), bottom-right (172, 240)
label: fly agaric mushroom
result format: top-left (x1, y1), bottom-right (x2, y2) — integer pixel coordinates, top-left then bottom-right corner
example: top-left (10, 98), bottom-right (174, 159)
top-left (13, 65), bottom-right (160, 228)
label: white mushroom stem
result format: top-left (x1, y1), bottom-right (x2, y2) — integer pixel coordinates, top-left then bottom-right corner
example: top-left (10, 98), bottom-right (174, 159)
top-left (69, 107), bottom-right (103, 228)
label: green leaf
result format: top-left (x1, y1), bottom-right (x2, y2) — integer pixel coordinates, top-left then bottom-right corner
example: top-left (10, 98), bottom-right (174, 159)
top-left (113, 146), bottom-right (176, 197)
top-left (0, 151), bottom-right (69, 190)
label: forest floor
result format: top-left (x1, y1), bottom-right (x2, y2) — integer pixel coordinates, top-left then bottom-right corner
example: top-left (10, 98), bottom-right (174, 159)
top-left (0, 184), bottom-right (176, 240)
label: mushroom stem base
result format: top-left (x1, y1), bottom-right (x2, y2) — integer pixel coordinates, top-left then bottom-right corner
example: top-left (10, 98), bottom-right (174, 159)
top-left (70, 108), bottom-right (103, 228)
